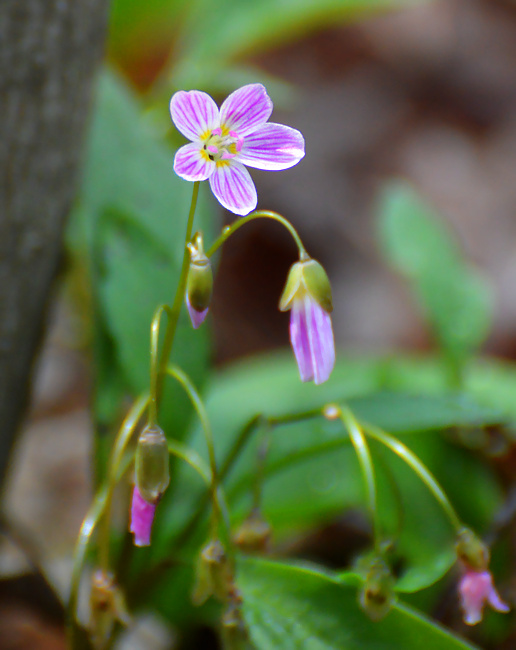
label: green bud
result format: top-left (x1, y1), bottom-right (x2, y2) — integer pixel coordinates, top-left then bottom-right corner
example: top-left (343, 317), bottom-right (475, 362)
top-left (279, 257), bottom-right (333, 313)
top-left (192, 540), bottom-right (234, 606)
top-left (89, 570), bottom-right (130, 647)
top-left (357, 557), bottom-right (396, 622)
top-left (135, 424), bottom-right (170, 504)
top-left (456, 528), bottom-right (489, 571)
top-left (233, 511), bottom-right (271, 553)
top-left (187, 232), bottom-right (213, 313)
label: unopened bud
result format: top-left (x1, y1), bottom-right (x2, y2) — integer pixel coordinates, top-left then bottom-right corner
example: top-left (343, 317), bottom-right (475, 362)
top-left (186, 232), bottom-right (213, 329)
top-left (358, 557), bottom-right (396, 621)
top-left (135, 424), bottom-right (169, 504)
top-left (456, 528), bottom-right (489, 571)
top-left (89, 570), bottom-right (130, 647)
top-left (192, 540), bottom-right (234, 606)
top-left (234, 511), bottom-right (271, 553)
top-left (279, 257), bottom-right (332, 313)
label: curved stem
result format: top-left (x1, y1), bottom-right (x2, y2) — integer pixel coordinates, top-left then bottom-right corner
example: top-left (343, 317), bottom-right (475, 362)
top-left (166, 365), bottom-right (232, 551)
top-left (155, 181), bottom-right (200, 406)
top-left (364, 424), bottom-right (463, 532)
top-left (149, 304), bottom-right (172, 426)
top-left (99, 394), bottom-right (149, 572)
top-left (167, 438), bottom-right (210, 486)
top-left (338, 406), bottom-right (381, 552)
top-left (206, 210), bottom-right (307, 259)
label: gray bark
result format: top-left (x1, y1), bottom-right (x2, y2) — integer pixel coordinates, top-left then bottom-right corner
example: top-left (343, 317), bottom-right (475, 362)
top-left (0, 0), bottom-right (109, 488)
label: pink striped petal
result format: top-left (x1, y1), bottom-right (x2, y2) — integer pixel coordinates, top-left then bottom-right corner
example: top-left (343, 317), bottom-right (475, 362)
top-left (220, 84), bottom-right (273, 137)
top-left (209, 161), bottom-right (257, 216)
top-left (290, 297), bottom-right (335, 385)
top-left (174, 143), bottom-right (215, 181)
top-left (238, 123), bottom-right (305, 170)
top-left (170, 90), bottom-right (220, 141)
top-left (130, 486), bottom-right (156, 547)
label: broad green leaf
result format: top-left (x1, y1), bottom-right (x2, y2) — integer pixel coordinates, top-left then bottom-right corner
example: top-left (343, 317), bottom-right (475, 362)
top-left (238, 557), bottom-right (478, 649)
top-left (377, 182), bottom-right (492, 373)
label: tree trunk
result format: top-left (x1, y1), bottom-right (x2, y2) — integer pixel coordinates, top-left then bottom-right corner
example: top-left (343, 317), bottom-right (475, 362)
top-left (0, 0), bottom-right (109, 488)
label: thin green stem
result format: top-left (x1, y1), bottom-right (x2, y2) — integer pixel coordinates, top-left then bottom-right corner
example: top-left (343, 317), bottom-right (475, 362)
top-left (99, 394), bottom-right (149, 573)
top-left (155, 181), bottom-right (200, 406)
top-left (166, 365), bottom-right (232, 551)
top-left (206, 210), bottom-right (307, 259)
top-left (149, 305), bottom-right (173, 426)
top-left (337, 406), bottom-right (381, 552)
top-left (364, 424), bottom-right (463, 532)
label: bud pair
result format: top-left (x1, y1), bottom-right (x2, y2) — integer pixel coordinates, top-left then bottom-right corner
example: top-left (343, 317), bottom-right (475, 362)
top-left (130, 424), bottom-right (169, 547)
top-left (186, 232), bottom-right (213, 329)
top-left (279, 255), bottom-right (335, 385)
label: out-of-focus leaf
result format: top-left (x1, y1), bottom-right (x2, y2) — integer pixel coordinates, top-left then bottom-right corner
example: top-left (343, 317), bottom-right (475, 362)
top-left (68, 69), bottom-right (214, 454)
top-left (377, 182), bottom-right (492, 376)
top-left (238, 557), bottom-right (479, 649)
top-left (173, 0), bottom-right (422, 91)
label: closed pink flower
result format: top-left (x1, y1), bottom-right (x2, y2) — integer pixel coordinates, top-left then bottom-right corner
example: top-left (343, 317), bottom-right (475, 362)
top-left (130, 486), bottom-right (157, 547)
top-left (458, 568), bottom-right (509, 625)
top-left (170, 84), bottom-right (305, 216)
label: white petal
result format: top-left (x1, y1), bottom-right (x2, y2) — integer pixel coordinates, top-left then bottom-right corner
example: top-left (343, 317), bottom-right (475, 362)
top-left (170, 90), bottom-right (220, 141)
top-left (220, 84), bottom-right (273, 137)
top-left (174, 143), bottom-right (215, 181)
top-left (208, 161), bottom-right (257, 216)
top-left (238, 123), bottom-right (305, 170)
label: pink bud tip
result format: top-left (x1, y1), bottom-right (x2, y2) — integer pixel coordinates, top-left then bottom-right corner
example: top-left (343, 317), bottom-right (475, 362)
top-left (186, 295), bottom-right (209, 329)
top-left (207, 145), bottom-right (218, 154)
top-left (211, 127), bottom-right (222, 136)
top-left (130, 486), bottom-right (157, 547)
top-left (458, 568), bottom-right (510, 625)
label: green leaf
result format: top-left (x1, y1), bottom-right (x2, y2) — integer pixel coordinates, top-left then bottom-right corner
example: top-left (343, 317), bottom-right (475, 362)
top-left (376, 182), bottom-right (492, 374)
top-left (173, 0), bottom-right (422, 91)
top-left (238, 557), bottom-right (478, 649)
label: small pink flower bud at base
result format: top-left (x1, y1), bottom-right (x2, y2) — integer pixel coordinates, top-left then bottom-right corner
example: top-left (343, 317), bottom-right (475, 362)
top-left (458, 568), bottom-right (510, 625)
top-left (130, 486), bottom-right (157, 547)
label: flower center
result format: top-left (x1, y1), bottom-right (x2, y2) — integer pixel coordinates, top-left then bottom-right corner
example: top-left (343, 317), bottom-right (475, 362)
top-left (202, 128), bottom-right (243, 163)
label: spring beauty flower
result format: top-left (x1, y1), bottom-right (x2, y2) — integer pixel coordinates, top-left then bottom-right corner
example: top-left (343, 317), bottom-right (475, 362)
top-left (170, 84), bottom-right (305, 216)
top-left (458, 568), bottom-right (509, 625)
top-left (279, 256), bottom-right (335, 384)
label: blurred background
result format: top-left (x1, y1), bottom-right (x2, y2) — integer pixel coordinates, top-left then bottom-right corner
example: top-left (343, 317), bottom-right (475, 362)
top-left (2, 0), bottom-right (516, 647)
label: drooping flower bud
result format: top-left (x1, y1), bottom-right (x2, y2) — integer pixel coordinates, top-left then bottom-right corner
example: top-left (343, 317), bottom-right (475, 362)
top-left (455, 528), bottom-right (510, 625)
top-left (130, 424), bottom-right (169, 547)
top-left (192, 540), bottom-right (234, 606)
top-left (458, 569), bottom-right (510, 625)
top-left (89, 569), bottom-right (130, 647)
top-left (357, 556), bottom-right (396, 621)
top-left (135, 424), bottom-right (170, 504)
top-left (233, 510), bottom-right (271, 553)
top-left (186, 232), bottom-right (213, 329)
top-left (279, 256), bottom-right (335, 384)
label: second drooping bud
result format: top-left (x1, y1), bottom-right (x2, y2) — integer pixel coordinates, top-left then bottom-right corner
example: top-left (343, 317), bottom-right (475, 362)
top-left (130, 424), bottom-right (170, 547)
top-left (186, 232), bottom-right (213, 329)
top-left (279, 255), bottom-right (335, 385)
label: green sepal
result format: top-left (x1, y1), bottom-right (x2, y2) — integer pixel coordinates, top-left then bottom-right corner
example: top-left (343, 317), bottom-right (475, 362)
top-left (279, 258), bottom-right (333, 312)
top-left (135, 424), bottom-right (170, 503)
top-left (455, 528), bottom-right (489, 571)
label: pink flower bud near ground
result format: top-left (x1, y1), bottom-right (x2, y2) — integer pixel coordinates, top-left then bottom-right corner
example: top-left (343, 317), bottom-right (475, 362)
top-left (458, 568), bottom-right (509, 625)
top-left (186, 294), bottom-right (209, 329)
top-left (129, 486), bottom-right (157, 547)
